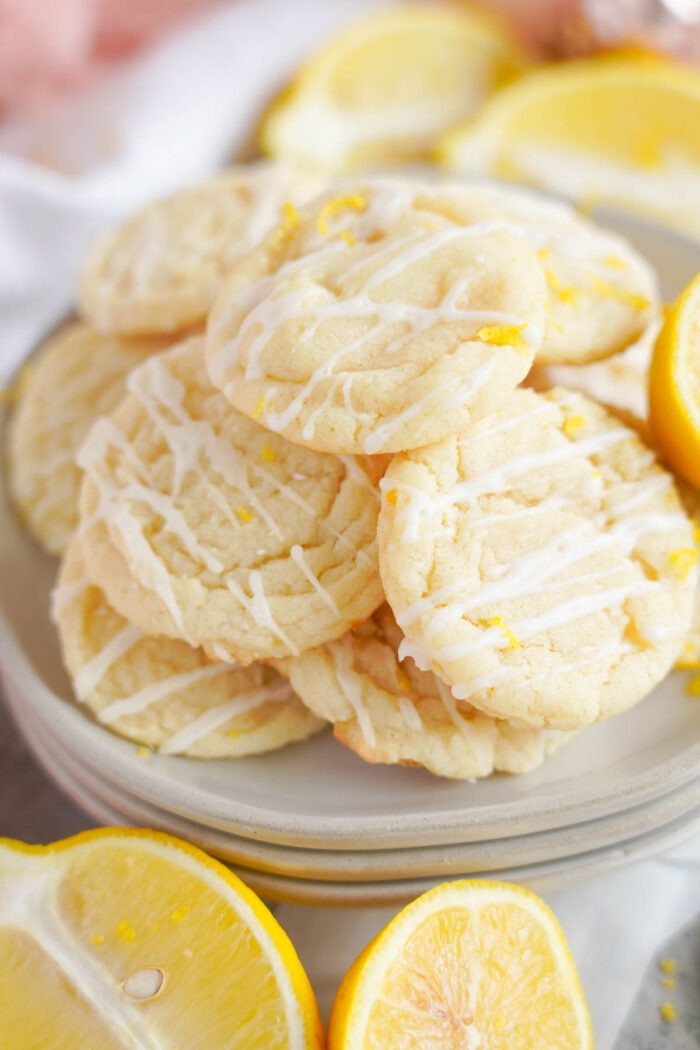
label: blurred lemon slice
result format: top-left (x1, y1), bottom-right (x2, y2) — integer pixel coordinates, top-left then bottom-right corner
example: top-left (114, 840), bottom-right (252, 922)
top-left (260, 6), bottom-right (526, 172)
top-left (0, 828), bottom-right (322, 1050)
top-left (650, 273), bottom-right (700, 488)
top-left (328, 879), bottom-right (592, 1050)
top-left (439, 57), bottom-right (700, 235)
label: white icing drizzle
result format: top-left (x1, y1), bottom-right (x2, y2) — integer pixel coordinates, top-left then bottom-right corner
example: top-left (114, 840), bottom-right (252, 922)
top-left (74, 625), bottom-right (143, 701)
top-left (209, 184), bottom-right (539, 447)
top-left (385, 422), bottom-right (630, 544)
top-left (78, 348), bottom-right (376, 656)
top-left (49, 580), bottom-right (88, 622)
top-left (363, 360), bottom-right (496, 455)
top-left (398, 697), bottom-right (423, 732)
top-left (98, 663), bottom-right (231, 724)
top-left (226, 572), bottom-right (299, 656)
top-left (159, 680), bottom-right (293, 755)
top-left (290, 545), bottom-right (340, 615)
top-left (330, 638), bottom-right (376, 749)
top-left (390, 408), bottom-right (691, 693)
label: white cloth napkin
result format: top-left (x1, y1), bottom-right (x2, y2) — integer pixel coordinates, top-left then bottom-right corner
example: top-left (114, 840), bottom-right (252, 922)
top-left (1, 3), bottom-right (699, 1045)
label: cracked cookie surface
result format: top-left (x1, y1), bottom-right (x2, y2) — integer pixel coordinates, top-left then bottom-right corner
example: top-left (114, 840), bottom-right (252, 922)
top-left (456, 182), bottom-right (659, 365)
top-left (205, 178), bottom-right (546, 454)
top-left (78, 337), bottom-right (384, 663)
top-left (55, 542), bottom-right (323, 756)
top-left (279, 604), bottom-right (569, 779)
top-left (79, 162), bottom-right (326, 335)
top-left (8, 322), bottom-right (158, 556)
top-left (379, 387), bottom-right (696, 729)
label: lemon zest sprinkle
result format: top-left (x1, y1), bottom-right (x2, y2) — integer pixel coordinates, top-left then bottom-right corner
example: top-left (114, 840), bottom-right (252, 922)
top-left (90, 933), bottom-right (104, 946)
top-left (273, 200), bottom-right (299, 241)
top-left (686, 673), bottom-right (700, 697)
top-left (545, 268), bottom-right (580, 304)
top-left (660, 958), bottom-right (677, 975)
top-left (386, 489), bottom-right (398, 506)
top-left (341, 230), bottom-right (356, 246)
top-left (261, 443), bottom-right (276, 463)
top-left (235, 506), bottom-right (253, 525)
top-left (590, 277), bottom-right (651, 310)
top-left (116, 920), bottom-right (136, 943)
top-left (536, 247), bottom-right (551, 260)
top-left (317, 194), bottom-right (366, 236)
top-left (487, 615), bottom-right (520, 650)
top-left (660, 1002), bottom-right (677, 1024)
top-left (170, 904), bottom-right (192, 923)
top-left (563, 415), bottom-right (586, 437)
top-left (135, 746), bottom-right (150, 759)
top-left (669, 548), bottom-right (698, 580)
top-left (603, 255), bottom-right (628, 270)
top-left (252, 396), bottom-right (266, 419)
top-left (477, 323), bottom-right (527, 349)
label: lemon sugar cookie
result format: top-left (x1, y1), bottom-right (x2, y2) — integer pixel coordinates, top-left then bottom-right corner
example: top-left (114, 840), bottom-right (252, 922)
top-left (79, 162), bottom-right (326, 336)
top-left (7, 323), bottom-right (157, 556)
top-left (379, 387), bottom-right (696, 730)
top-left (206, 178), bottom-right (547, 454)
top-left (53, 542), bottom-right (323, 757)
top-left (446, 182), bottom-right (658, 366)
top-left (279, 604), bottom-right (568, 780)
top-left (78, 337), bottom-right (384, 663)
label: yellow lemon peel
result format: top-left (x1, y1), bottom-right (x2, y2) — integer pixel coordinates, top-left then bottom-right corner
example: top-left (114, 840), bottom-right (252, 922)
top-left (477, 323), bottom-right (527, 349)
top-left (487, 615), bottom-right (521, 650)
top-left (235, 507), bottom-right (254, 525)
top-left (660, 1003), bottom-right (677, 1023)
top-left (317, 195), bottom-right (366, 237)
top-left (686, 674), bottom-right (700, 697)
top-left (590, 277), bottom-right (651, 310)
top-left (545, 268), bottom-right (580, 305)
top-left (668, 548), bottom-right (698, 580)
top-left (261, 443), bottom-right (276, 462)
top-left (252, 396), bottom-right (266, 419)
top-left (563, 415), bottom-right (586, 437)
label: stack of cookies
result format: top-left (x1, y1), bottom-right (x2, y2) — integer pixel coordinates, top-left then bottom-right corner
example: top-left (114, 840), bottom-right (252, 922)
top-left (8, 163), bottom-right (699, 779)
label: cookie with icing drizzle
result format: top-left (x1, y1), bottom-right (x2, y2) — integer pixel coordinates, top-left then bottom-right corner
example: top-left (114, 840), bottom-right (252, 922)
top-left (453, 182), bottom-right (659, 365)
top-left (54, 541), bottom-right (324, 756)
top-left (379, 387), bottom-right (696, 730)
top-left (8, 322), bottom-right (161, 556)
top-left (78, 336), bottom-right (385, 662)
top-left (205, 178), bottom-right (547, 454)
top-left (79, 162), bottom-right (326, 336)
top-left (278, 604), bottom-right (569, 780)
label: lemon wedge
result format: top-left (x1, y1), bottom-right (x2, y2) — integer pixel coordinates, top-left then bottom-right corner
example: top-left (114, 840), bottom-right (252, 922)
top-left (329, 879), bottom-right (592, 1050)
top-left (260, 6), bottom-right (526, 172)
top-left (0, 828), bottom-right (322, 1049)
top-left (650, 273), bottom-right (700, 487)
top-left (439, 57), bottom-right (700, 235)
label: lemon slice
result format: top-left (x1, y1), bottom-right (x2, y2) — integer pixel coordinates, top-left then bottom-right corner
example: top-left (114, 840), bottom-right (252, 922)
top-left (0, 828), bottom-right (322, 1049)
top-left (439, 57), bottom-right (700, 235)
top-left (260, 7), bottom-right (526, 172)
top-left (328, 879), bottom-right (592, 1050)
top-left (650, 273), bottom-right (700, 488)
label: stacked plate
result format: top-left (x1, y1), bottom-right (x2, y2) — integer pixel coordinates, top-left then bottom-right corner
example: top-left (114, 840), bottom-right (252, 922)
top-left (3, 207), bottom-right (700, 905)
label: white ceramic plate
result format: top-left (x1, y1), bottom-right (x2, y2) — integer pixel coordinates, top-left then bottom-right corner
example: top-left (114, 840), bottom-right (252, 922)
top-left (16, 705), bottom-right (700, 906)
top-left (12, 675), bottom-right (700, 884)
top-left (3, 205), bottom-right (700, 851)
